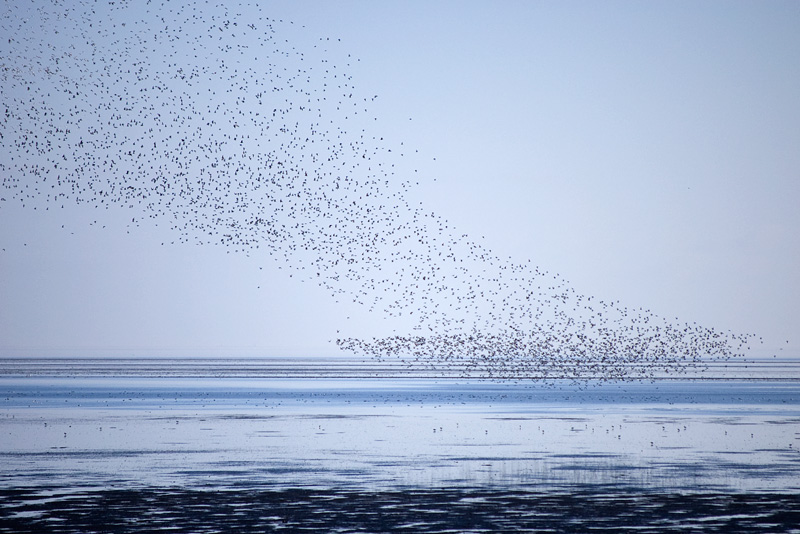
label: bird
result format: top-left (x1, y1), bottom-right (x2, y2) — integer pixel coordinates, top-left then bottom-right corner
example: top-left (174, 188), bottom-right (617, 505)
top-left (0, 1), bottom-right (758, 386)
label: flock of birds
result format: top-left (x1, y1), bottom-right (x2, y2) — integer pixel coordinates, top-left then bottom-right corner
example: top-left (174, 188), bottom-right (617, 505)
top-left (1, 1), bottom-right (758, 382)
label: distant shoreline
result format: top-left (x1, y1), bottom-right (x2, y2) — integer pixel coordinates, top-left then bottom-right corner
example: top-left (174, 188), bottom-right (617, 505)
top-left (1, 356), bottom-right (798, 381)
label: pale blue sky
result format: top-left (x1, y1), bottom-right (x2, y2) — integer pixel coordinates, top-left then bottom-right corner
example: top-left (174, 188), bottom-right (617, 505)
top-left (1, 1), bottom-right (798, 358)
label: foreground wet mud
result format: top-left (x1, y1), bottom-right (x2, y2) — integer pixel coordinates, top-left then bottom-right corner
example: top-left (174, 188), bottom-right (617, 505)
top-left (2, 486), bottom-right (799, 533)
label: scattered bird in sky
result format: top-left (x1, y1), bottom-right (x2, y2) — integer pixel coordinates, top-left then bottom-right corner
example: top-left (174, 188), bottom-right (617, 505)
top-left (0, 1), bottom-right (757, 383)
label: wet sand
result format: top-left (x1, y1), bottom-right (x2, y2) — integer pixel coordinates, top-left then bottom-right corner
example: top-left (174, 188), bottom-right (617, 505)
top-left (1, 359), bottom-right (799, 532)
top-left (2, 486), bottom-right (799, 533)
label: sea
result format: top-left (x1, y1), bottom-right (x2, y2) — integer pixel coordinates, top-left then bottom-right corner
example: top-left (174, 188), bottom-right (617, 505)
top-left (1, 357), bottom-right (799, 533)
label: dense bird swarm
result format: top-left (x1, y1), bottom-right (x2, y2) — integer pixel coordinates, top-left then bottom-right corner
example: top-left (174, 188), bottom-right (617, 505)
top-left (1, 1), bottom-right (757, 382)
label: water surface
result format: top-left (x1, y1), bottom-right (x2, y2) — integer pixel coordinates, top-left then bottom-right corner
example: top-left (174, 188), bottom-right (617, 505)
top-left (1, 358), bottom-right (799, 532)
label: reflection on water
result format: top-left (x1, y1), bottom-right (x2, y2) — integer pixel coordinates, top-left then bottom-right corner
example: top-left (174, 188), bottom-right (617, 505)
top-left (1, 358), bottom-right (799, 532)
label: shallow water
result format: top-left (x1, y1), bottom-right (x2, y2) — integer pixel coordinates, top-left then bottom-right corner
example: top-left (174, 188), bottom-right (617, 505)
top-left (1, 359), bottom-right (799, 532)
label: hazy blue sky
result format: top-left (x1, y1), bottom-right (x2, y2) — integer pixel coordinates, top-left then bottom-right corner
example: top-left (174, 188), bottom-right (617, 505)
top-left (1, 1), bottom-right (798, 359)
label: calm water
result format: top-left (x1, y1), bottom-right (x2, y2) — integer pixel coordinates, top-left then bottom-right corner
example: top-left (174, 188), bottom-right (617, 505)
top-left (1, 358), bottom-right (799, 532)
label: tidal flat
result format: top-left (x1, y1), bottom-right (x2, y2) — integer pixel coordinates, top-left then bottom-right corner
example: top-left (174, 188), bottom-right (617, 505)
top-left (1, 359), bottom-right (799, 532)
